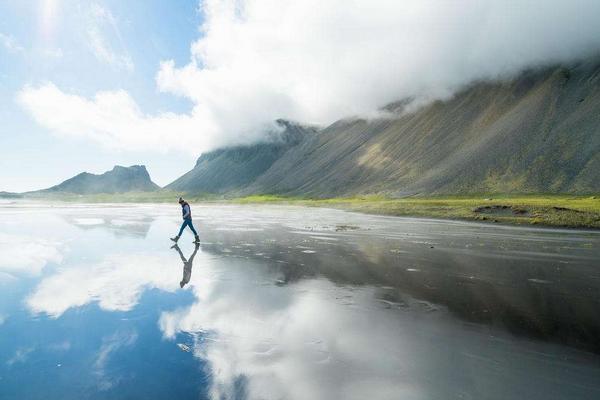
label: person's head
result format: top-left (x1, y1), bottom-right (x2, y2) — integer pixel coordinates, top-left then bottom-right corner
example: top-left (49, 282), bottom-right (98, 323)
top-left (178, 197), bottom-right (184, 205)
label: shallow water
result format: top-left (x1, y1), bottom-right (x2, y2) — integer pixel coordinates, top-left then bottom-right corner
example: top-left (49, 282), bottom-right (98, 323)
top-left (1, 202), bottom-right (599, 400)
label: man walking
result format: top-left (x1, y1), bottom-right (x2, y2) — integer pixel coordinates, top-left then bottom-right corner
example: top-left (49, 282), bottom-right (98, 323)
top-left (171, 197), bottom-right (200, 243)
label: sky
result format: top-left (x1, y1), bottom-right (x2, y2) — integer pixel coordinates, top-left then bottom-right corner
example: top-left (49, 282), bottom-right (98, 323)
top-left (0, 0), bottom-right (199, 191)
top-left (2, 0), bottom-right (600, 192)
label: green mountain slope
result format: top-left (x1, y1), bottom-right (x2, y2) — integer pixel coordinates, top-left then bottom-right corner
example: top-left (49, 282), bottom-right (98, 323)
top-left (166, 120), bottom-right (317, 194)
top-left (0, 191), bottom-right (22, 198)
top-left (247, 60), bottom-right (600, 196)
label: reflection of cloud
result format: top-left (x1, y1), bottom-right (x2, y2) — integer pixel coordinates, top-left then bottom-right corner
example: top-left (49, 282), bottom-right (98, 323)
top-left (73, 218), bottom-right (105, 225)
top-left (94, 330), bottom-right (138, 390)
top-left (0, 232), bottom-right (63, 276)
top-left (159, 262), bottom-right (427, 400)
top-left (6, 346), bottom-right (35, 366)
top-left (48, 340), bottom-right (71, 352)
top-left (158, 254), bottom-right (600, 400)
top-left (27, 253), bottom-right (181, 318)
top-left (0, 272), bottom-right (17, 284)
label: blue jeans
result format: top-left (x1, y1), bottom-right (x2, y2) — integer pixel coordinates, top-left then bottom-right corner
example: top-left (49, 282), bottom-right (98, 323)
top-left (178, 219), bottom-right (198, 236)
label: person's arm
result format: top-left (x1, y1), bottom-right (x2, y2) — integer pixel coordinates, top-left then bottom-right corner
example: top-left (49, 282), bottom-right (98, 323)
top-left (182, 204), bottom-right (190, 219)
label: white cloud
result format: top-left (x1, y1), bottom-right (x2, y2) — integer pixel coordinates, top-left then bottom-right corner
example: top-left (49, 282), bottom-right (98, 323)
top-left (42, 47), bottom-right (63, 59)
top-left (0, 32), bottom-right (24, 53)
top-left (1, 31), bottom-right (62, 59)
top-left (18, 0), bottom-right (600, 155)
top-left (86, 3), bottom-right (134, 72)
top-left (17, 83), bottom-right (201, 153)
top-left (16, 82), bottom-right (275, 154)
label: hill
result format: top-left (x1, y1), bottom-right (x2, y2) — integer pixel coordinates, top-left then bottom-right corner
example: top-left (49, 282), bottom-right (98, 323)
top-left (169, 58), bottom-right (600, 197)
top-left (35, 165), bottom-right (160, 195)
top-left (0, 191), bottom-right (23, 198)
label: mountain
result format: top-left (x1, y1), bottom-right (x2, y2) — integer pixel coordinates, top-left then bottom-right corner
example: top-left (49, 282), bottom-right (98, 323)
top-left (0, 191), bottom-right (22, 198)
top-left (37, 165), bottom-right (160, 194)
top-left (169, 58), bottom-right (600, 197)
top-left (166, 120), bottom-right (317, 194)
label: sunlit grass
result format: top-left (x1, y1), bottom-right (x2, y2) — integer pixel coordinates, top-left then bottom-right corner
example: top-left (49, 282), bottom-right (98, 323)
top-left (227, 194), bottom-right (600, 228)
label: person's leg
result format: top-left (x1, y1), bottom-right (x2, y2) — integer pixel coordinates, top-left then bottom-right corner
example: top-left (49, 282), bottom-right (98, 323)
top-left (177, 220), bottom-right (189, 237)
top-left (188, 220), bottom-right (198, 236)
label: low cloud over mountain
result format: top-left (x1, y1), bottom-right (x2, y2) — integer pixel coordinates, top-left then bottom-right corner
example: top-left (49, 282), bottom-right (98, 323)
top-left (18, 0), bottom-right (600, 155)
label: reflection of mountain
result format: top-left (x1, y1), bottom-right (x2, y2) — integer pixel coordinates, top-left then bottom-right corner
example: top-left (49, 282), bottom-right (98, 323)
top-left (22, 204), bottom-right (600, 400)
top-left (159, 249), bottom-right (600, 400)
top-left (169, 60), bottom-right (600, 196)
top-left (36, 203), bottom-right (600, 354)
top-left (63, 214), bottom-right (154, 238)
top-left (24, 238), bottom-right (600, 399)
top-left (196, 223), bottom-right (600, 355)
top-left (33, 165), bottom-right (160, 194)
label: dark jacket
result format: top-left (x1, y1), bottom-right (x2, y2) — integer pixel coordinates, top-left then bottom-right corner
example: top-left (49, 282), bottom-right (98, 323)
top-left (181, 202), bottom-right (192, 220)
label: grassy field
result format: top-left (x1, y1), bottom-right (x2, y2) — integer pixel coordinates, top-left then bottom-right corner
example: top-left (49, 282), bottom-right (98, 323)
top-left (8, 192), bottom-right (600, 229)
top-left (225, 194), bottom-right (600, 229)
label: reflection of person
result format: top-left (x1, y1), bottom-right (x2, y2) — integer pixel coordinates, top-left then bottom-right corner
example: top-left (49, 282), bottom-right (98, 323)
top-left (171, 197), bottom-right (200, 244)
top-left (172, 243), bottom-right (200, 288)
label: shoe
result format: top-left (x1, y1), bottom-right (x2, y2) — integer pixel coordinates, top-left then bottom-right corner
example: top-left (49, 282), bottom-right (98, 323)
top-left (193, 235), bottom-right (200, 243)
top-left (170, 236), bottom-right (179, 242)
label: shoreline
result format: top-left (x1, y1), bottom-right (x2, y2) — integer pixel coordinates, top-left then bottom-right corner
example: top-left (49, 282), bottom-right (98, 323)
top-left (3, 193), bottom-right (600, 230)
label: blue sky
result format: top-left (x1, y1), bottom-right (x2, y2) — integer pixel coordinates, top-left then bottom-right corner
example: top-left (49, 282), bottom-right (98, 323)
top-left (0, 0), bottom-right (200, 191)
